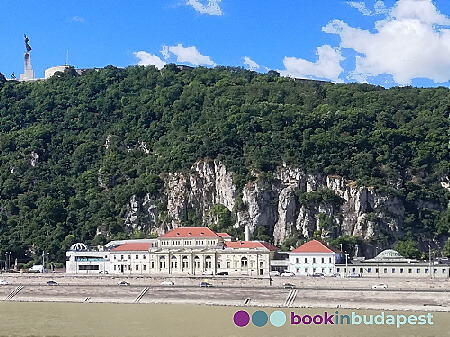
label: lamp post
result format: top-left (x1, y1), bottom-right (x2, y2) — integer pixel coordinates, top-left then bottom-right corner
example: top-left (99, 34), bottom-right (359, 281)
top-left (428, 245), bottom-right (432, 279)
top-left (345, 253), bottom-right (349, 278)
top-left (5, 252), bottom-right (11, 271)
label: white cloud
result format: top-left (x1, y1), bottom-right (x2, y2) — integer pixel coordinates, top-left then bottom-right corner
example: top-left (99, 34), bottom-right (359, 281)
top-left (134, 51), bottom-right (166, 70)
top-left (325, 0), bottom-right (450, 84)
top-left (347, 1), bottom-right (389, 16)
top-left (187, 0), bottom-right (222, 16)
top-left (72, 16), bottom-right (84, 22)
top-left (244, 56), bottom-right (260, 70)
top-left (348, 2), bottom-right (372, 16)
top-left (161, 45), bottom-right (170, 60)
top-left (279, 45), bottom-right (344, 82)
top-left (162, 44), bottom-right (216, 66)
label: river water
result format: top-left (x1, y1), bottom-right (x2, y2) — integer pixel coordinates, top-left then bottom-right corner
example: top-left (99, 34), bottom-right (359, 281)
top-left (0, 302), bottom-right (448, 337)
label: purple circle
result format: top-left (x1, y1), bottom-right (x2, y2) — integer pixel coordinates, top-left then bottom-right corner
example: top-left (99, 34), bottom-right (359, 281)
top-left (234, 310), bottom-right (250, 327)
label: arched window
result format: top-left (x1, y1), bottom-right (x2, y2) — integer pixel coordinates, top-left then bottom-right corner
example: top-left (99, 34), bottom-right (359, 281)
top-left (171, 256), bottom-right (178, 269)
top-left (182, 256), bottom-right (189, 269)
top-left (159, 256), bottom-right (166, 269)
top-left (205, 256), bottom-right (212, 269)
top-left (194, 256), bottom-right (200, 268)
top-left (241, 257), bottom-right (248, 268)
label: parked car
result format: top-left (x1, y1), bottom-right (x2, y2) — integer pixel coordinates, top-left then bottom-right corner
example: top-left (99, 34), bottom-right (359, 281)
top-left (202, 270), bottom-right (214, 275)
top-left (346, 273), bottom-right (361, 278)
top-left (311, 272), bottom-right (324, 277)
top-left (281, 272), bottom-right (295, 277)
top-left (47, 280), bottom-right (58, 286)
top-left (161, 281), bottom-right (174, 286)
top-left (0, 279), bottom-right (8, 285)
top-left (327, 273), bottom-right (340, 277)
top-left (282, 282), bottom-right (296, 289)
top-left (371, 283), bottom-right (388, 290)
top-left (118, 281), bottom-right (130, 286)
top-left (200, 281), bottom-right (213, 287)
top-left (99, 270), bottom-right (109, 274)
top-left (216, 271), bottom-right (228, 275)
top-left (269, 271), bottom-right (280, 277)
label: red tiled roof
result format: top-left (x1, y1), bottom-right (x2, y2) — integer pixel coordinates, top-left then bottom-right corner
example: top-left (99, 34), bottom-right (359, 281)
top-left (111, 243), bottom-right (152, 252)
top-left (291, 240), bottom-right (341, 253)
top-left (225, 241), bottom-right (279, 251)
top-left (217, 232), bottom-right (232, 237)
top-left (160, 227), bottom-right (220, 238)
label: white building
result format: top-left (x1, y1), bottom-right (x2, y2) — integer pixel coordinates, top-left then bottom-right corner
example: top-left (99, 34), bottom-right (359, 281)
top-left (288, 240), bottom-right (342, 275)
top-left (66, 227), bottom-right (279, 276)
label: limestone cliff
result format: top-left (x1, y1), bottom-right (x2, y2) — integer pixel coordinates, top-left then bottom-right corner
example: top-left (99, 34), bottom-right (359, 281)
top-left (123, 159), bottom-right (423, 253)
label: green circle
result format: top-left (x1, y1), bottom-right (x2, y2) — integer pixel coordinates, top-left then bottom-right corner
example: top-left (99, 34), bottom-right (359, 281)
top-left (252, 311), bottom-right (268, 327)
top-left (270, 310), bottom-right (286, 327)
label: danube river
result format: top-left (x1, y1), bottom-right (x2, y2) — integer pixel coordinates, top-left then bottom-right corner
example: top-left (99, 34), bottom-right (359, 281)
top-left (0, 302), bottom-right (448, 337)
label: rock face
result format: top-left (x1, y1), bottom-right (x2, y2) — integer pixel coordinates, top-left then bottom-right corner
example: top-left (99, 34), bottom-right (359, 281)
top-left (123, 159), bottom-right (411, 253)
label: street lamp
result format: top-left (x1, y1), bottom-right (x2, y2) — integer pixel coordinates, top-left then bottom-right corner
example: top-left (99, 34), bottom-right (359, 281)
top-left (5, 252), bottom-right (11, 271)
top-left (345, 253), bottom-right (349, 278)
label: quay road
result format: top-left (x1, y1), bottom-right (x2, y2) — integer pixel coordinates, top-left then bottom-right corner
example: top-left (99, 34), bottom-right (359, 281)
top-left (1, 282), bottom-right (450, 293)
top-left (0, 279), bottom-right (449, 311)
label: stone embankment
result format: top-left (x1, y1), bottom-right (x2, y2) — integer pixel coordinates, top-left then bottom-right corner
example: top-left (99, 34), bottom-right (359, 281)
top-left (0, 273), bottom-right (448, 312)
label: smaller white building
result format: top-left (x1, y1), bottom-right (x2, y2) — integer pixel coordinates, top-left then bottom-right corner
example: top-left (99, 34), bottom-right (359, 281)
top-left (288, 240), bottom-right (342, 275)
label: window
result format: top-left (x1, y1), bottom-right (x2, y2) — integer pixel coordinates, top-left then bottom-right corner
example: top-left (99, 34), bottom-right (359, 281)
top-left (305, 258), bottom-right (308, 263)
top-left (384, 268), bottom-right (387, 273)
top-left (151, 262), bottom-right (155, 269)
top-left (329, 258), bottom-right (332, 263)
top-left (425, 268), bottom-right (429, 274)
top-left (352, 268), bottom-right (356, 272)
top-left (227, 262), bottom-right (230, 268)
top-left (416, 269), bottom-right (420, 273)
top-left (171, 256), bottom-right (178, 269)
top-left (321, 258), bottom-right (324, 263)
top-left (367, 268), bottom-right (372, 273)
top-left (375, 268), bottom-right (379, 273)
top-left (296, 258), bottom-right (299, 263)
top-left (359, 268), bottom-right (363, 273)
top-left (443, 269), bottom-right (446, 274)
top-left (159, 256), bottom-right (166, 269)
top-left (128, 255), bottom-right (131, 259)
top-left (143, 255), bottom-right (146, 259)
top-left (79, 265), bottom-right (99, 270)
top-left (143, 265), bottom-right (147, 271)
top-left (121, 255), bottom-right (124, 260)
top-left (408, 269), bottom-right (412, 273)
top-left (392, 268), bottom-right (395, 273)
top-left (136, 255), bottom-right (139, 259)
top-left (114, 265), bottom-right (117, 271)
top-left (313, 258), bottom-right (316, 263)
top-left (206, 256), bottom-right (212, 269)
top-left (241, 257), bottom-right (248, 268)
top-left (114, 255), bottom-right (116, 260)
top-left (135, 265), bottom-right (138, 271)
top-left (194, 256), bottom-right (200, 268)
top-left (337, 268), bottom-right (340, 272)
top-left (182, 256), bottom-right (189, 269)
top-left (400, 268), bottom-right (404, 273)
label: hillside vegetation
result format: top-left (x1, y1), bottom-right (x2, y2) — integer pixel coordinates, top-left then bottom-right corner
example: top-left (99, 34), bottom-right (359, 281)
top-left (0, 65), bottom-right (448, 263)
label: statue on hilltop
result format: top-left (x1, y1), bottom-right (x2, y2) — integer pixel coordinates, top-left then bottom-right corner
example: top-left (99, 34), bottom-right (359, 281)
top-left (24, 34), bottom-right (32, 52)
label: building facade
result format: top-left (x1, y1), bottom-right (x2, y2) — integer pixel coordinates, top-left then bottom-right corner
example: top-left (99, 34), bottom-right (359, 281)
top-left (66, 227), bottom-right (279, 276)
top-left (288, 240), bottom-right (342, 275)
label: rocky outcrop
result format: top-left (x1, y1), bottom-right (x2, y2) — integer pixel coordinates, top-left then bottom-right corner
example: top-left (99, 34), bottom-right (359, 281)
top-left (122, 159), bottom-right (422, 253)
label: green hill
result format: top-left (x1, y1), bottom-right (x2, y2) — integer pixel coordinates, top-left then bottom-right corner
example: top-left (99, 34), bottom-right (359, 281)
top-left (0, 65), bottom-right (448, 264)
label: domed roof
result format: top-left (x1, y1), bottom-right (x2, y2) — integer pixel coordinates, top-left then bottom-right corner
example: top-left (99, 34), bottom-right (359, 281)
top-left (375, 249), bottom-right (404, 259)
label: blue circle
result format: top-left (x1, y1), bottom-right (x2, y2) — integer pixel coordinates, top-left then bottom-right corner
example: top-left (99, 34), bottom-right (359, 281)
top-left (270, 310), bottom-right (287, 327)
top-left (252, 311), bottom-right (268, 327)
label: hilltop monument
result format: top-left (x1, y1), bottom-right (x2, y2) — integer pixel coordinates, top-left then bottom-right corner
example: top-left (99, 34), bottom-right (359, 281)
top-left (20, 34), bottom-right (35, 81)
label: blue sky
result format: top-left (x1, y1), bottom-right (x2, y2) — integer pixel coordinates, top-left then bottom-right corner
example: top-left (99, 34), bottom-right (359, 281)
top-left (1, 0), bottom-right (450, 87)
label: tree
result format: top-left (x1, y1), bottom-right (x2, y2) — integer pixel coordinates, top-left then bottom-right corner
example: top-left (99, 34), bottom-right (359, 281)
top-left (443, 239), bottom-right (450, 258)
top-left (394, 238), bottom-right (421, 259)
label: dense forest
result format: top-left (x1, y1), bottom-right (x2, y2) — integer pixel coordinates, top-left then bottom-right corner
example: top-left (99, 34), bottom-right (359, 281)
top-left (0, 65), bottom-right (448, 265)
